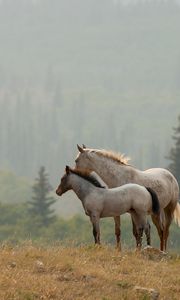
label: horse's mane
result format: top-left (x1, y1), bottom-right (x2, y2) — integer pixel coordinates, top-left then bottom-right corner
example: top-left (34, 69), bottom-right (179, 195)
top-left (70, 168), bottom-right (105, 188)
top-left (92, 149), bottom-right (130, 165)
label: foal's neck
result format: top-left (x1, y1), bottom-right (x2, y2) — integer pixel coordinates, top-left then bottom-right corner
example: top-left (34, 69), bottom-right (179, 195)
top-left (69, 174), bottom-right (93, 202)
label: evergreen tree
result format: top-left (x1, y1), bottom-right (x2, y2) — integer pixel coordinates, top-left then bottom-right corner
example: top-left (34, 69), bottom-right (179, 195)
top-left (167, 115), bottom-right (180, 184)
top-left (28, 166), bottom-right (56, 227)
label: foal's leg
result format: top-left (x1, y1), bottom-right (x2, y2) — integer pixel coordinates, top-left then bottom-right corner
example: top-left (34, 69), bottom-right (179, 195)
top-left (144, 220), bottom-right (151, 246)
top-left (131, 213), bottom-right (146, 250)
top-left (132, 217), bottom-right (151, 247)
top-left (90, 214), bottom-right (100, 244)
top-left (131, 217), bottom-right (138, 247)
top-left (114, 216), bottom-right (121, 251)
top-left (136, 227), bottom-right (144, 250)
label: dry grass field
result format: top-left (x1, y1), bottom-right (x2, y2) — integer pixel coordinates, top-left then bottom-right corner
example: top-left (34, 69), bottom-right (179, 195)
top-left (0, 242), bottom-right (179, 300)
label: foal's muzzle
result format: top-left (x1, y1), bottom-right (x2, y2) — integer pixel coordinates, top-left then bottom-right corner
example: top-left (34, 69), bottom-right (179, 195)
top-left (56, 188), bottom-right (62, 196)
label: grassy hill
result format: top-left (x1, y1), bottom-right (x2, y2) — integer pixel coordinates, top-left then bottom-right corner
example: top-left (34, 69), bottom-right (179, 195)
top-left (0, 243), bottom-right (179, 300)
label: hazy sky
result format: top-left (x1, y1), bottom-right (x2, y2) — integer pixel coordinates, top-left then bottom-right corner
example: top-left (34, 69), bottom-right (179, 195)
top-left (0, 0), bottom-right (179, 180)
top-left (0, 0), bottom-right (179, 5)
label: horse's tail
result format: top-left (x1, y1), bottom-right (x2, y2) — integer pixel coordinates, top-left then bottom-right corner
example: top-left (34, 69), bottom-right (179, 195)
top-left (173, 202), bottom-right (180, 227)
top-left (146, 187), bottom-right (160, 216)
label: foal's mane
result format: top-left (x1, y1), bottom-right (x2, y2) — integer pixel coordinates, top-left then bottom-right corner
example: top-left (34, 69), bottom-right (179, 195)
top-left (70, 168), bottom-right (105, 188)
top-left (93, 149), bottom-right (130, 165)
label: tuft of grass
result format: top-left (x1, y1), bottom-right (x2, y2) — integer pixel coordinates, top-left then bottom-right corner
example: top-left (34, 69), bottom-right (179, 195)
top-left (116, 281), bottom-right (133, 289)
top-left (17, 290), bottom-right (38, 300)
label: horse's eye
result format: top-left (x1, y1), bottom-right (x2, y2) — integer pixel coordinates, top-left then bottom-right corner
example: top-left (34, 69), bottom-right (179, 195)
top-left (75, 158), bottom-right (78, 163)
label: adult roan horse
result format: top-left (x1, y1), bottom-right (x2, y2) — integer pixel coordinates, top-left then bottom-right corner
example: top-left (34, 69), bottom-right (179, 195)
top-left (56, 166), bottom-right (161, 250)
top-left (75, 145), bottom-right (180, 251)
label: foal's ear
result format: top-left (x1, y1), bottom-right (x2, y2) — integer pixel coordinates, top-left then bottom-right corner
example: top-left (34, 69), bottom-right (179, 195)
top-left (82, 144), bottom-right (86, 149)
top-left (65, 166), bottom-right (70, 174)
top-left (77, 144), bottom-right (84, 153)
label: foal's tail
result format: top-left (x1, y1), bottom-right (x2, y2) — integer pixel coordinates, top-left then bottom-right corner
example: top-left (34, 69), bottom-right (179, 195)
top-left (146, 187), bottom-right (160, 216)
top-left (174, 202), bottom-right (180, 227)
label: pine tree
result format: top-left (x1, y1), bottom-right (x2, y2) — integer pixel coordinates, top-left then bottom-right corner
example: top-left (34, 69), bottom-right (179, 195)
top-left (28, 166), bottom-right (56, 227)
top-left (167, 115), bottom-right (180, 184)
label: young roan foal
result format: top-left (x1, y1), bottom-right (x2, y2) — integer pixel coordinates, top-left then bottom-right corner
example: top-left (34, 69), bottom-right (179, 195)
top-left (56, 166), bottom-right (161, 249)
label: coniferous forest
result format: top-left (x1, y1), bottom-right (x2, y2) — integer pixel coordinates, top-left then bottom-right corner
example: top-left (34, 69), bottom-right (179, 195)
top-left (0, 0), bottom-right (180, 250)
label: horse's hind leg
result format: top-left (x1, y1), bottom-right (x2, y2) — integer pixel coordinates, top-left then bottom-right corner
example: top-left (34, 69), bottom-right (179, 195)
top-left (114, 216), bottom-right (121, 251)
top-left (164, 205), bottom-right (175, 251)
top-left (151, 213), bottom-right (164, 251)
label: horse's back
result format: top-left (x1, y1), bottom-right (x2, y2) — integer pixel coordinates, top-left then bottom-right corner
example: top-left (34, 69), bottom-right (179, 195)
top-left (141, 167), bottom-right (179, 208)
top-left (143, 168), bottom-right (178, 191)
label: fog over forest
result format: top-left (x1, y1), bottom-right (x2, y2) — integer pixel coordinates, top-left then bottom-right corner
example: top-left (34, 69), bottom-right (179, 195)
top-left (0, 0), bottom-right (180, 214)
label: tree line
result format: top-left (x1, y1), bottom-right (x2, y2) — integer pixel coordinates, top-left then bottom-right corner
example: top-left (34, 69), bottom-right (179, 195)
top-left (0, 114), bottom-right (179, 250)
top-left (0, 81), bottom-right (178, 182)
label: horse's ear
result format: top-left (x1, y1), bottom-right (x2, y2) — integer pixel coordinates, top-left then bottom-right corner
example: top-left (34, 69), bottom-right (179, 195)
top-left (82, 144), bottom-right (86, 149)
top-left (77, 144), bottom-right (84, 153)
top-left (65, 166), bottom-right (70, 174)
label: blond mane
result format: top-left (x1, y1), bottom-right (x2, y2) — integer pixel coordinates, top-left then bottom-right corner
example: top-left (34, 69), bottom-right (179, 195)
top-left (94, 149), bottom-right (130, 165)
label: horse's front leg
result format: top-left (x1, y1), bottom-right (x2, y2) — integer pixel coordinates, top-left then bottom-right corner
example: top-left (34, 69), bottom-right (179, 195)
top-left (90, 214), bottom-right (100, 244)
top-left (151, 213), bottom-right (165, 251)
top-left (114, 216), bottom-right (121, 251)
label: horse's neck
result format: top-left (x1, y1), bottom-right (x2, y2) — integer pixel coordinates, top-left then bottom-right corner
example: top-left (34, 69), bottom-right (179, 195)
top-left (91, 155), bottom-right (141, 187)
top-left (69, 174), bottom-right (92, 203)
